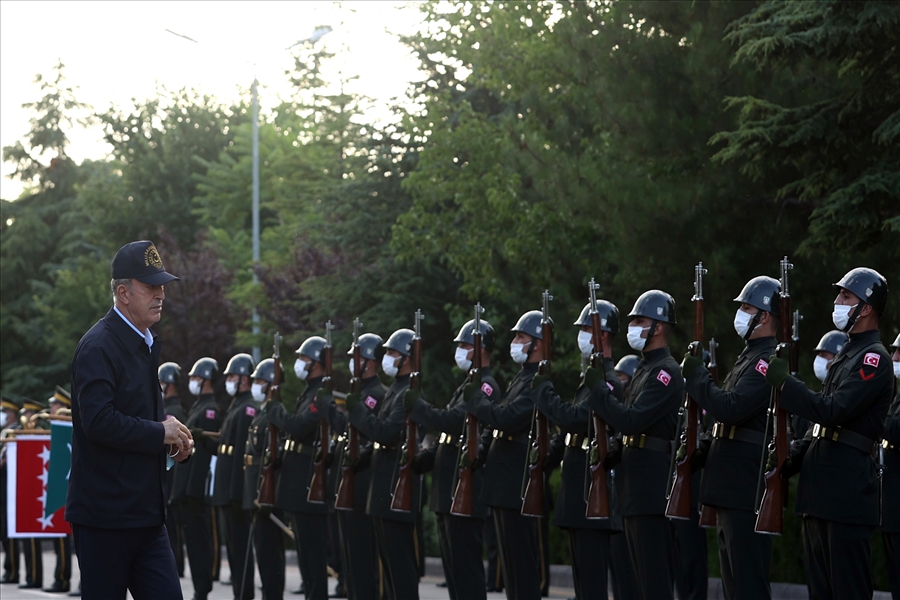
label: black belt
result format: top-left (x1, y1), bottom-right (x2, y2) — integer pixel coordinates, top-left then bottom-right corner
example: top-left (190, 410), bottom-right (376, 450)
top-left (812, 424), bottom-right (876, 453)
top-left (284, 440), bottom-right (316, 456)
top-left (492, 430), bottom-right (528, 444)
top-left (711, 422), bottom-right (765, 446)
top-left (623, 434), bottom-right (671, 453)
top-left (565, 433), bottom-right (589, 450)
top-left (373, 442), bottom-right (395, 451)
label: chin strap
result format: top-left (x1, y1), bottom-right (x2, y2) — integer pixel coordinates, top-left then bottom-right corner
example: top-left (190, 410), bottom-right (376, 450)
top-left (843, 303), bottom-right (865, 333)
top-left (643, 319), bottom-right (660, 349)
top-left (743, 310), bottom-right (765, 341)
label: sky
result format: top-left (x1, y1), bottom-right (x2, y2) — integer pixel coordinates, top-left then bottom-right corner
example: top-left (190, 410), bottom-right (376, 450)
top-left (0, 0), bottom-right (427, 200)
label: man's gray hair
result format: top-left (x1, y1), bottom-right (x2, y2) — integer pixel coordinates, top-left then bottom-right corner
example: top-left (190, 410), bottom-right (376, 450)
top-left (111, 278), bottom-right (134, 304)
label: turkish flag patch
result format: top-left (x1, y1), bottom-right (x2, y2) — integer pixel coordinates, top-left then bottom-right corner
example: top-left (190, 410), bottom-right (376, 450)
top-left (245, 406), bottom-right (256, 417)
top-left (309, 403), bottom-right (318, 413)
top-left (863, 353), bottom-right (880, 368)
top-left (364, 396), bottom-right (378, 409)
top-left (206, 409), bottom-right (216, 419)
top-left (607, 381), bottom-right (614, 391)
top-left (755, 359), bottom-right (769, 376)
top-left (657, 369), bottom-right (672, 386)
top-left (481, 382), bottom-right (494, 396)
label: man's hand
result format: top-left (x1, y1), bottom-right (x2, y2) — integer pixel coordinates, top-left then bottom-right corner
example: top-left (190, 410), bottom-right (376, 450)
top-left (681, 352), bottom-right (704, 380)
top-left (583, 365), bottom-right (605, 392)
top-left (765, 355), bottom-right (789, 390)
top-left (463, 371), bottom-right (482, 403)
top-left (315, 388), bottom-right (332, 414)
top-left (163, 416), bottom-right (193, 454)
top-left (532, 372), bottom-right (550, 390)
top-left (345, 391), bottom-right (360, 413)
top-left (403, 388), bottom-right (422, 413)
top-left (172, 444), bottom-right (193, 463)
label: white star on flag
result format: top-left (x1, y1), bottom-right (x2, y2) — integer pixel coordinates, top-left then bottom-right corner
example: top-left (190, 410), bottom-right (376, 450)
top-left (39, 446), bottom-right (51, 464)
top-left (37, 513), bottom-right (55, 530)
top-left (38, 468), bottom-right (49, 486)
top-left (39, 488), bottom-right (48, 508)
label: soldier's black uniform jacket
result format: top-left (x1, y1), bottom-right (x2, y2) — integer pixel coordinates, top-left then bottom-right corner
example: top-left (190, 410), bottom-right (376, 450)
top-left (269, 377), bottom-right (326, 515)
top-left (533, 357), bottom-right (624, 531)
top-left (685, 336), bottom-right (776, 511)
top-left (164, 396), bottom-right (186, 504)
top-left (588, 347), bottom-right (682, 516)
top-left (210, 390), bottom-right (256, 507)
top-left (781, 329), bottom-right (893, 526)
top-left (349, 374), bottom-right (419, 522)
top-left (884, 387), bottom-right (900, 532)
top-left (467, 362), bottom-right (537, 511)
top-left (242, 401), bottom-right (279, 510)
top-left (410, 368), bottom-right (501, 520)
top-left (173, 393), bottom-right (221, 501)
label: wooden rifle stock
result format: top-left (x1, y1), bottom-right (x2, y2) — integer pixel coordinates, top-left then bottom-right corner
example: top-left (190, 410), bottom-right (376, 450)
top-left (257, 332), bottom-right (282, 508)
top-left (698, 338), bottom-right (720, 528)
top-left (335, 319), bottom-right (363, 512)
top-left (522, 291), bottom-right (552, 518)
top-left (308, 321), bottom-right (334, 504)
top-left (391, 310), bottom-right (423, 513)
top-left (585, 279), bottom-right (610, 520)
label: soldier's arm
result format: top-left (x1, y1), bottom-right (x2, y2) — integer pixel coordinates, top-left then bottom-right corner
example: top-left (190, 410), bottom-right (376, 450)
top-left (350, 395), bottom-right (406, 445)
top-left (685, 362), bottom-right (770, 424)
top-left (589, 366), bottom-right (681, 435)
top-left (268, 399), bottom-right (319, 437)
top-left (467, 384), bottom-right (529, 431)
top-left (884, 396), bottom-right (900, 446)
top-left (410, 389), bottom-right (467, 433)
top-left (532, 382), bottom-right (589, 433)
top-left (323, 399), bottom-right (349, 434)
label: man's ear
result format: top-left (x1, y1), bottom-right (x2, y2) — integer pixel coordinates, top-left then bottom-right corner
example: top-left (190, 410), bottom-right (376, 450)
top-left (116, 284), bottom-right (130, 305)
top-left (859, 303), bottom-right (873, 317)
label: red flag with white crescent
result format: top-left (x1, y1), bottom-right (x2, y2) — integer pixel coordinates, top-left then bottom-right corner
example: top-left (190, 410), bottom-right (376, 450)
top-left (5, 435), bottom-right (70, 537)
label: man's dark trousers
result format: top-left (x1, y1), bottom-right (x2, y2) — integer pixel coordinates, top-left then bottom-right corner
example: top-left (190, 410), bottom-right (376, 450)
top-left (72, 523), bottom-right (181, 599)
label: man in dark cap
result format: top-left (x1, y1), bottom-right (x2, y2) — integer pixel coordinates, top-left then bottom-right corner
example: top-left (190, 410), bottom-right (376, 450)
top-left (66, 240), bottom-right (193, 599)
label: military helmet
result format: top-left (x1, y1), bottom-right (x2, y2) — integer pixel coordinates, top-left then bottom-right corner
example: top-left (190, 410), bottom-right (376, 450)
top-left (734, 276), bottom-right (781, 316)
top-left (614, 355), bottom-right (640, 379)
top-left (224, 353), bottom-right (255, 377)
top-left (573, 300), bottom-right (620, 334)
top-left (627, 290), bottom-right (677, 325)
top-left (347, 333), bottom-right (384, 361)
top-left (890, 333), bottom-right (899, 350)
top-left (814, 330), bottom-right (849, 355)
top-left (453, 319), bottom-right (495, 351)
top-left (251, 358), bottom-right (280, 383)
top-left (158, 362), bottom-right (182, 384)
top-left (296, 336), bottom-right (327, 363)
top-left (188, 357), bottom-right (219, 381)
top-left (833, 267), bottom-right (888, 315)
top-left (384, 329), bottom-right (415, 356)
top-left (511, 310), bottom-right (548, 340)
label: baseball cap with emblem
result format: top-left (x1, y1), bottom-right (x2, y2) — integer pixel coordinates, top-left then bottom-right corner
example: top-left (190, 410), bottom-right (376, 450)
top-left (111, 240), bottom-right (180, 286)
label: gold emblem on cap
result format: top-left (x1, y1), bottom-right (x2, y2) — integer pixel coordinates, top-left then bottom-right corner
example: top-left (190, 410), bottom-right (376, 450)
top-left (144, 244), bottom-right (164, 269)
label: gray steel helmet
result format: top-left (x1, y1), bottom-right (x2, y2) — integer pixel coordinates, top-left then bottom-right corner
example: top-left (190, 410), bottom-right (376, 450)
top-left (347, 333), bottom-right (384, 361)
top-left (614, 355), bottom-right (640, 379)
top-left (814, 330), bottom-right (849, 355)
top-left (224, 353), bottom-right (255, 376)
top-left (158, 362), bottom-right (182, 385)
top-left (188, 357), bottom-right (219, 381)
top-left (384, 329), bottom-right (415, 356)
top-left (573, 300), bottom-right (619, 333)
top-left (511, 310), bottom-right (547, 340)
top-left (453, 319), bottom-right (495, 351)
top-left (296, 336), bottom-right (327, 363)
top-left (627, 290), bottom-right (677, 325)
top-left (833, 267), bottom-right (888, 315)
top-left (250, 358), bottom-right (280, 383)
top-left (733, 276), bottom-right (781, 316)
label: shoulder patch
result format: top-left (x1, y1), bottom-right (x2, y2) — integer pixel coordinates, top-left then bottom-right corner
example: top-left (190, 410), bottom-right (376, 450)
top-left (206, 409), bottom-right (216, 419)
top-left (481, 382), bottom-right (494, 396)
top-left (245, 406), bottom-right (256, 417)
top-left (657, 369), bottom-right (672, 386)
top-left (755, 359), bottom-right (769, 376)
top-left (364, 395), bottom-right (378, 410)
top-left (309, 403), bottom-right (318, 413)
top-left (863, 352), bottom-right (880, 368)
top-left (607, 381), bottom-right (614, 391)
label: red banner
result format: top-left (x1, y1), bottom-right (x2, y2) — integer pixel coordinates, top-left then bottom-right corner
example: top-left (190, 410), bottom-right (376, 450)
top-left (5, 435), bottom-right (70, 537)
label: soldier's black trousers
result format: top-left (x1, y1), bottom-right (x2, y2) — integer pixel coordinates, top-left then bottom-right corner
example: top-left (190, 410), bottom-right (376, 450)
top-left (438, 512), bottom-right (486, 600)
top-left (291, 512), bottom-right (328, 600)
top-left (21, 537), bottom-right (41, 586)
top-left (2, 536), bottom-right (19, 581)
top-left (182, 498), bottom-right (215, 597)
top-left (226, 504), bottom-right (255, 600)
top-left (50, 535), bottom-right (72, 588)
top-left (802, 516), bottom-right (873, 600)
top-left (372, 517), bottom-right (419, 600)
top-left (883, 531), bottom-right (900, 600)
top-left (623, 515), bottom-right (674, 600)
top-left (253, 509), bottom-right (285, 600)
top-left (671, 506), bottom-right (708, 600)
top-left (609, 530), bottom-right (639, 600)
top-left (337, 509), bottom-right (379, 600)
top-left (716, 507), bottom-right (772, 600)
top-left (568, 528), bottom-right (610, 600)
top-left (484, 510), bottom-right (503, 592)
top-left (494, 507), bottom-right (541, 600)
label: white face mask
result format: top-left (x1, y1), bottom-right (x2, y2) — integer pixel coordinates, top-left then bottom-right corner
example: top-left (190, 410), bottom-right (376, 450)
top-left (577, 330), bottom-right (594, 357)
top-left (188, 380), bottom-right (202, 396)
top-left (832, 304), bottom-right (857, 331)
top-left (893, 361), bottom-right (900, 380)
top-left (733, 308), bottom-right (756, 339)
top-left (294, 358), bottom-right (309, 380)
top-left (455, 347), bottom-right (472, 371)
top-left (382, 354), bottom-right (399, 377)
top-left (251, 383), bottom-right (267, 402)
top-left (0, 412), bottom-right (7, 428)
top-left (510, 342), bottom-right (530, 364)
top-left (813, 356), bottom-right (830, 383)
top-left (225, 380), bottom-right (238, 397)
top-left (627, 326), bottom-right (650, 351)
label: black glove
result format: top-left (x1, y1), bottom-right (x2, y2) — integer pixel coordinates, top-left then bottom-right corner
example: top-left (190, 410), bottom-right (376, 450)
top-left (190, 427), bottom-right (206, 439)
top-left (314, 388), bottom-right (331, 414)
top-left (403, 388), bottom-right (421, 413)
top-left (464, 371), bottom-right (482, 403)
top-left (681, 352), bottom-right (704, 380)
top-left (690, 433), bottom-right (712, 473)
top-left (532, 372), bottom-right (551, 390)
top-left (345, 391), bottom-right (360, 413)
top-left (765, 355), bottom-right (790, 389)
top-left (583, 365), bottom-right (606, 393)
top-left (602, 436), bottom-right (622, 470)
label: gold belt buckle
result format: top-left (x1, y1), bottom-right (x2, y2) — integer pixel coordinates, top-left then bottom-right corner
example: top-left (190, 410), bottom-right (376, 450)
top-left (812, 424), bottom-right (822, 438)
top-left (728, 426), bottom-right (736, 440)
top-left (831, 427), bottom-right (841, 442)
top-left (638, 434), bottom-right (646, 449)
top-left (565, 433), bottom-right (574, 446)
top-left (712, 422), bottom-right (723, 438)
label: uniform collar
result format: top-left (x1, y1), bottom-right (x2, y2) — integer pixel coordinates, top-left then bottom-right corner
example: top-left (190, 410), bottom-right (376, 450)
top-left (104, 307), bottom-right (156, 354)
top-left (746, 336), bottom-right (776, 349)
top-left (641, 346), bottom-right (670, 361)
top-left (848, 329), bottom-right (881, 343)
top-left (113, 305), bottom-right (154, 349)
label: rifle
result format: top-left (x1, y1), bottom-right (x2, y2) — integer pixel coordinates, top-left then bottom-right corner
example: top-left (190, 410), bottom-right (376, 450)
top-left (335, 318), bottom-right (362, 512)
top-left (307, 321), bottom-right (333, 504)
top-left (666, 262), bottom-right (707, 520)
top-left (698, 337), bottom-right (719, 528)
top-left (755, 258), bottom-right (794, 535)
top-left (585, 278), bottom-right (611, 519)
top-left (521, 290), bottom-right (552, 518)
top-left (256, 332), bottom-right (282, 508)
top-left (391, 309), bottom-right (423, 512)
top-left (450, 303), bottom-right (484, 517)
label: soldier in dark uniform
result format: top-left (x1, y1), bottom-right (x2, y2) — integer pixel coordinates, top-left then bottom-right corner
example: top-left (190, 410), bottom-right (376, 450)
top-left (17, 398), bottom-right (47, 590)
top-left (532, 299), bottom-right (625, 599)
top-left (243, 358), bottom-right (286, 600)
top-left (766, 267), bottom-right (892, 599)
top-left (681, 276), bottom-right (781, 599)
top-left (0, 397), bottom-right (22, 585)
top-left (177, 357), bottom-right (223, 600)
top-left (211, 353), bottom-right (257, 600)
top-left (42, 387), bottom-right (73, 594)
top-left (346, 328), bottom-right (419, 600)
top-left (588, 290), bottom-right (682, 600)
top-left (405, 318), bottom-right (499, 600)
top-left (883, 333), bottom-right (900, 600)
top-left (466, 309), bottom-right (543, 600)
top-left (267, 336), bottom-right (330, 600)
top-left (159, 362), bottom-right (186, 579)
top-left (315, 333), bottom-right (386, 600)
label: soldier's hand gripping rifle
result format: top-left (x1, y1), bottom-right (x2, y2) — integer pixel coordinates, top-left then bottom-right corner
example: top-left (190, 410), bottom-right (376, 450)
top-left (755, 258), bottom-right (795, 535)
top-left (697, 338), bottom-right (720, 528)
top-left (256, 333), bottom-right (283, 507)
top-left (450, 303), bottom-right (485, 517)
top-left (335, 318), bottom-right (362, 512)
top-left (666, 262), bottom-right (707, 519)
top-left (586, 278), bottom-right (612, 519)
top-left (391, 310), bottom-right (423, 512)
top-left (521, 290), bottom-right (552, 518)
top-left (307, 321), bottom-right (334, 504)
